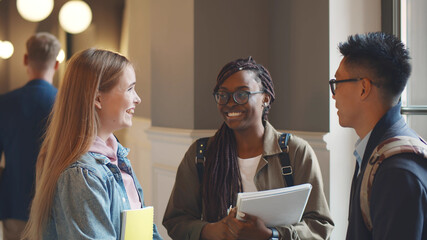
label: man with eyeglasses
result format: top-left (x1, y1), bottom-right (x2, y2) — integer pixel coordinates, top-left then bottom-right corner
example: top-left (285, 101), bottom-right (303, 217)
top-left (331, 32), bottom-right (427, 240)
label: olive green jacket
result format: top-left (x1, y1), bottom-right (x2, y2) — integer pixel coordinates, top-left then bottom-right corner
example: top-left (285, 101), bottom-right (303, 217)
top-left (163, 122), bottom-right (334, 239)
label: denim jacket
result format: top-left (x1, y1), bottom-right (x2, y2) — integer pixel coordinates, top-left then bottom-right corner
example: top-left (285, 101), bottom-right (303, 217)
top-left (44, 142), bottom-right (162, 240)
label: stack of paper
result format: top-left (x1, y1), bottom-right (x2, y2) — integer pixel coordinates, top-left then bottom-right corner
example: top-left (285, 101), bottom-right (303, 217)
top-left (120, 206), bottom-right (154, 240)
top-left (236, 183), bottom-right (312, 227)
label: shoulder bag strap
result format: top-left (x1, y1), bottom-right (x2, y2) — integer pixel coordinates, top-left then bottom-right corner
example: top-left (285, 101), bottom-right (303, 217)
top-left (196, 137), bottom-right (209, 182)
top-left (360, 135), bottom-right (427, 231)
top-left (278, 133), bottom-right (294, 187)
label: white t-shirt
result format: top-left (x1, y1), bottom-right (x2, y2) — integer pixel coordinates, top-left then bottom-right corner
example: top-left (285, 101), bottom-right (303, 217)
top-left (238, 154), bottom-right (262, 192)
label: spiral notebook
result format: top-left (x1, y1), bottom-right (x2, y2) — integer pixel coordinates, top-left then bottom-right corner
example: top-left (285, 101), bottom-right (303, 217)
top-left (236, 183), bottom-right (312, 227)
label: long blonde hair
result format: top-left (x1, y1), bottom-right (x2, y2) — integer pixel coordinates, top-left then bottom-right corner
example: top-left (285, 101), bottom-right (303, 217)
top-left (22, 48), bottom-right (131, 240)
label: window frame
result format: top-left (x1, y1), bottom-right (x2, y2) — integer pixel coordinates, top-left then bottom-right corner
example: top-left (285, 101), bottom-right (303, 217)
top-left (382, 0), bottom-right (427, 115)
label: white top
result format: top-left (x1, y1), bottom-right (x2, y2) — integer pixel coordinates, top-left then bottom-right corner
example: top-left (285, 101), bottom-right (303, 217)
top-left (238, 154), bottom-right (262, 192)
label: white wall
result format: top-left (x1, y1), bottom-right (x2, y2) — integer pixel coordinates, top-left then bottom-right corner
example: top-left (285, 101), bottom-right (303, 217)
top-left (121, 0), bottom-right (152, 119)
top-left (327, 0), bottom-right (381, 239)
top-left (150, 0), bottom-right (195, 128)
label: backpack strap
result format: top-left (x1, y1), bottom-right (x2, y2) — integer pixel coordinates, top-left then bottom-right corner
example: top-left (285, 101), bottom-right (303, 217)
top-left (278, 133), bottom-right (294, 187)
top-left (195, 137), bottom-right (209, 182)
top-left (360, 136), bottom-right (427, 231)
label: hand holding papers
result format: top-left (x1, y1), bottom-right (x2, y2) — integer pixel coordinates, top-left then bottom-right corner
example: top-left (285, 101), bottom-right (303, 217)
top-left (120, 206), bottom-right (154, 240)
top-left (236, 183), bottom-right (312, 227)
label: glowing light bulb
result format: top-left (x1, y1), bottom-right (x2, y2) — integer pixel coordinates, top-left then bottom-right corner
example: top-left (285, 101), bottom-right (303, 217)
top-left (59, 1), bottom-right (92, 34)
top-left (0, 41), bottom-right (14, 59)
top-left (17, 0), bottom-right (54, 22)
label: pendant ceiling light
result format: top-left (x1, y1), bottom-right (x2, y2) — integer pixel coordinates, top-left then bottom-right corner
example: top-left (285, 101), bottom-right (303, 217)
top-left (0, 41), bottom-right (14, 59)
top-left (16, 0), bottom-right (54, 22)
top-left (59, 1), bottom-right (92, 34)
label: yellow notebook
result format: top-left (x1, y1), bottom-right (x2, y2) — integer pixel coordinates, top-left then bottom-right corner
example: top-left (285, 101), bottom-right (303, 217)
top-left (120, 206), bottom-right (154, 240)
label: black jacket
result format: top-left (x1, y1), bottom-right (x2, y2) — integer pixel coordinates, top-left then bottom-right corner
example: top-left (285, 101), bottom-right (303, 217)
top-left (346, 102), bottom-right (427, 240)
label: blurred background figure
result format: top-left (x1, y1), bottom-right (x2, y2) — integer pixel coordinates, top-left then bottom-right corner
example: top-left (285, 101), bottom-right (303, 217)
top-left (0, 32), bottom-right (60, 240)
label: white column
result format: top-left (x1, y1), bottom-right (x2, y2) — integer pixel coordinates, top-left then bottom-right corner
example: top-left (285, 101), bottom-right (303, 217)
top-left (327, 0), bottom-right (381, 239)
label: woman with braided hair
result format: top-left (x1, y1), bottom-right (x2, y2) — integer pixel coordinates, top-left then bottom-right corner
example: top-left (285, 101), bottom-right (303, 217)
top-left (163, 57), bottom-right (334, 239)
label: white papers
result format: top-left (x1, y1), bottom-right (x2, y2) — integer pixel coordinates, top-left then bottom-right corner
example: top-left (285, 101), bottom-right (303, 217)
top-left (236, 183), bottom-right (312, 227)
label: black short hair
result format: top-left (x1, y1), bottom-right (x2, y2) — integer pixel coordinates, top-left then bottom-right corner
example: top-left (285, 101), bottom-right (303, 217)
top-left (339, 32), bottom-right (411, 101)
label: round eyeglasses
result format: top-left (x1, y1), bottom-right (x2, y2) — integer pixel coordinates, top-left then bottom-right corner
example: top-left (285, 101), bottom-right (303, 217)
top-left (213, 90), bottom-right (263, 105)
top-left (329, 78), bottom-right (363, 95)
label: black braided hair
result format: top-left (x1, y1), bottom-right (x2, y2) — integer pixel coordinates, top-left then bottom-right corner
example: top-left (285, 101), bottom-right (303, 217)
top-left (202, 56), bottom-right (275, 221)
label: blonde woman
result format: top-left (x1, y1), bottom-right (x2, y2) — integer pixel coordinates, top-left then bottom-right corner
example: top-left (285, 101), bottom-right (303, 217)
top-left (22, 49), bottom-right (162, 240)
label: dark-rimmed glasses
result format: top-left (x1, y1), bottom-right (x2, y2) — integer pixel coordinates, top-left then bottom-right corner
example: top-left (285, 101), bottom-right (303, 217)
top-left (213, 90), bottom-right (263, 105)
top-left (329, 78), bottom-right (363, 95)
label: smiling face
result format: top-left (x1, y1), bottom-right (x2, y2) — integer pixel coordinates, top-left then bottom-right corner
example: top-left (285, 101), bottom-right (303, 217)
top-left (96, 65), bottom-right (141, 138)
top-left (216, 70), bottom-right (268, 133)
